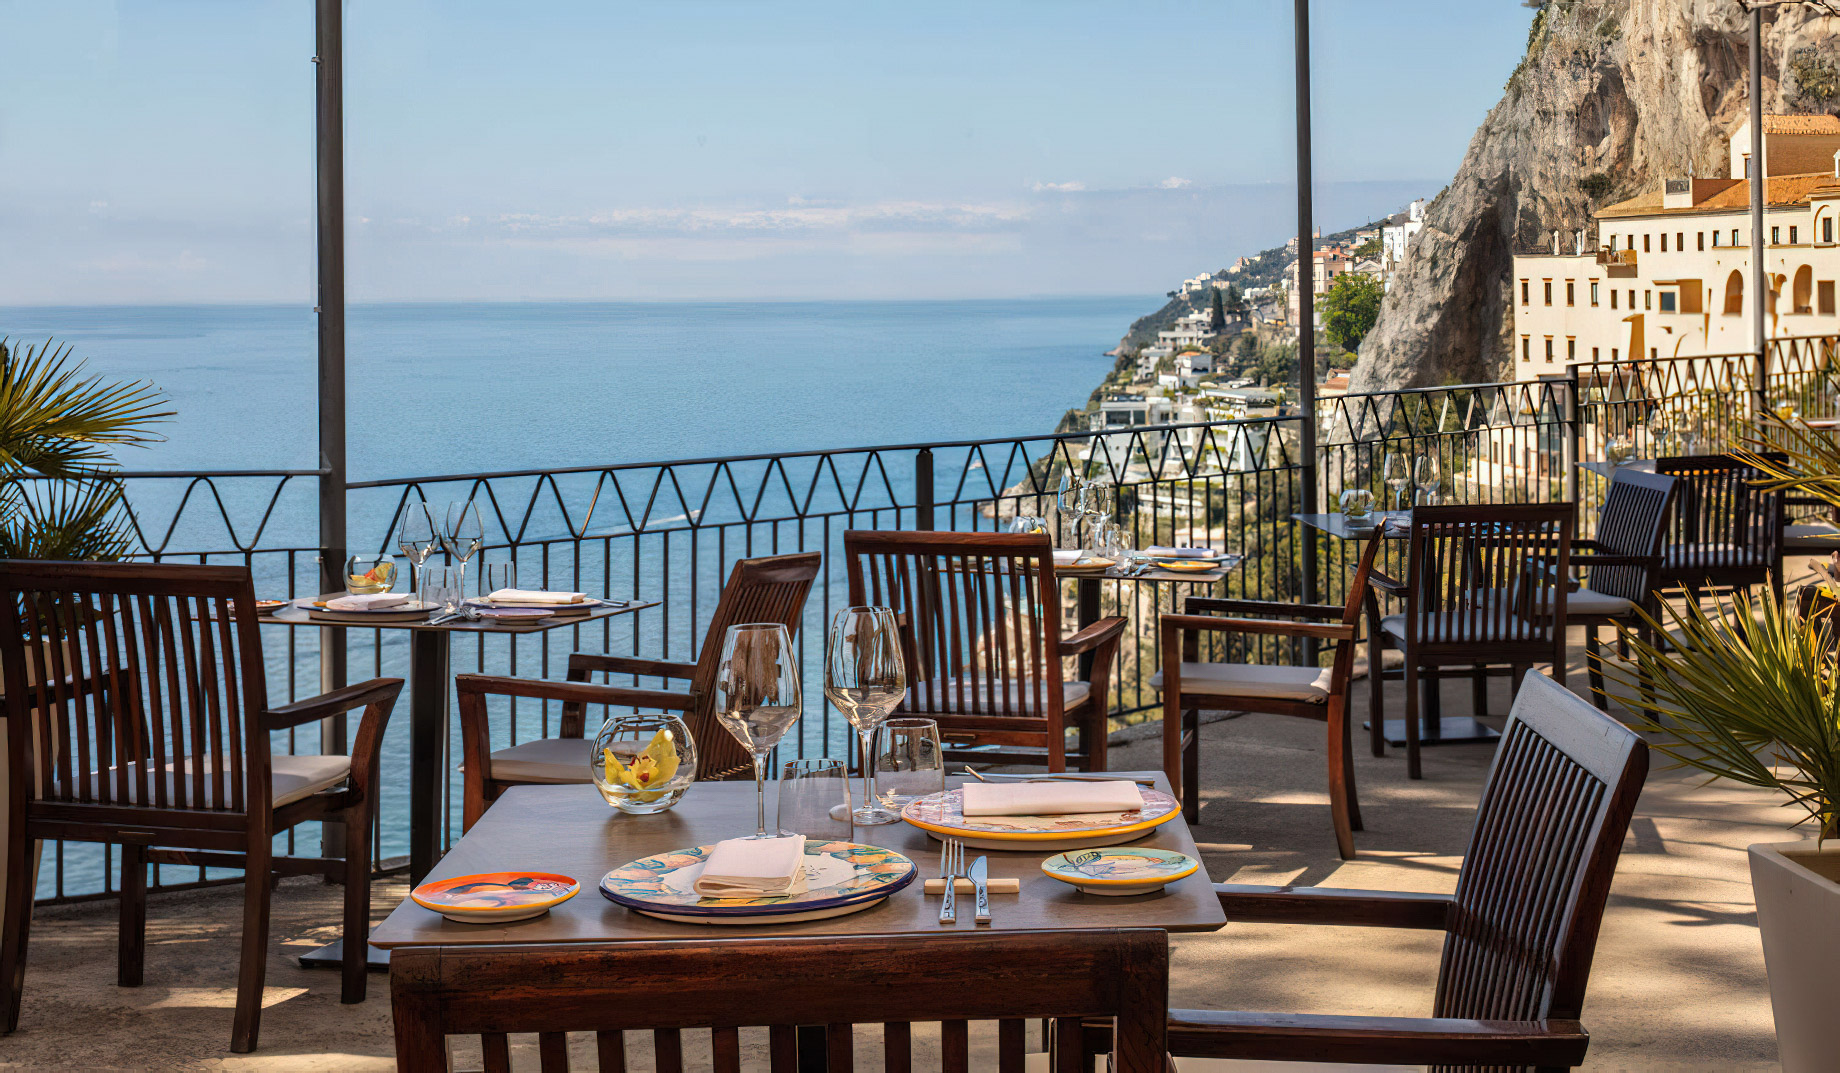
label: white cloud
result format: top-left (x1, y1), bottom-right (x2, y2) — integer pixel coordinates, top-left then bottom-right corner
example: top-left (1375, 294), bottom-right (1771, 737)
top-left (1029, 181), bottom-right (1086, 193)
top-left (1158, 177), bottom-right (1193, 189)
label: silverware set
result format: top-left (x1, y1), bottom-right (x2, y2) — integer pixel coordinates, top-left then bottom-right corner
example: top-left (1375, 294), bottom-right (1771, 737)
top-left (937, 838), bottom-right (990, 926)
top-left (425, 596), bottom-right (632, 626)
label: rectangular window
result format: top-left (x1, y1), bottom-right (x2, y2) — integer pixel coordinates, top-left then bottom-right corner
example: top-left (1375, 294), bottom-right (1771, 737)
top-left (1608, 234), bottom-right (1617, 251)
top-left (1611, 348), bottom-right (1619, 361)
top-left (1521, 336), bottom-right (1531, 362)
top-left (1822, 281), bottom-right (1836, 315)
top-left (1698, 231), bottom-right (1706, 251)
top-left (1592, 347), bottom-right (1600, 360)
top-left (1544, 281), bottom-right (1553, 305)
top-left (1643, 234), bottom-right (1651, 253)
top-left (1521, 280), bottom-right (1529, 304)
top-left (1773, 226), bottom-right (1781, 245)
top-left (1660, 291), bottom-right (1677, 313)
top-left (1566, 281), bottom-right (1575, 306)
top-left (1610, 290), bottom-right (1618, 309)
top-left (1650, 347), bottom-right (1659, 360)
top-left (1713, 231), bottom-right (1722, 247)
top-left (1590, 281), bottom-right (1600, 305)
top-left (1544, 338), bottom-right (1554, 363)
top-left (1677, 232), bottom-right (1684, 250)
top-left (1827, 218), bottom-right (1835, 244)
top-left (1567, 339), bottom-right (1576, 362)
top-left (1733, 228), bottom-right (1740, 245)
top-left (1644, 290), bottom-right (1652, 310)
top-left (1791, 226), bottom-right (1799, 244)
top-left (1629, 289), bottom-right (1636, 308)
top-left (1661, 233), bottom-right (1668, 252)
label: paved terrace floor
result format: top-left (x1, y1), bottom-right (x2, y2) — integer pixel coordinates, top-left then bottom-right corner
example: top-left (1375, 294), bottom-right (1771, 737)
top-left (0, 595), bottom-right (1799, 1070)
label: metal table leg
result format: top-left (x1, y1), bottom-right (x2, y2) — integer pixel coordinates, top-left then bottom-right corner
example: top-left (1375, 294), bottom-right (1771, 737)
top-left (408, 629), bottom-right (450, 885)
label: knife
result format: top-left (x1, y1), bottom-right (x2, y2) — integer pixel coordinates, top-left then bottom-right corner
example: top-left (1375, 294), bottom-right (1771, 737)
top-left (969, 856), bottom-right (991, 925)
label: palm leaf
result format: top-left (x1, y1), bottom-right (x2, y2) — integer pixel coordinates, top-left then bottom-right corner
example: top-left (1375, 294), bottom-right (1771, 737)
top-left (0, 337), bottom-right (172, 479)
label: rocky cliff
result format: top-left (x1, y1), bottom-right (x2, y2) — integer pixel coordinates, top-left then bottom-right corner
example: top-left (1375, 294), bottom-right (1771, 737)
top-left (1350, 0), bottom-right (1840, 391)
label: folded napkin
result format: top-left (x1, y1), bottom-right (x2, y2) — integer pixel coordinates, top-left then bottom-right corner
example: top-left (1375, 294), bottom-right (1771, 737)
top-left (960, 781), bottom-right (1143, 817)
top-left (693, 835), bottom-right (809, 897)
top-left (488, 588), bottom-right (589, 605)
top-left (1051, 549), bottom-right (1083, 567)
top-left (1145, 545), bottom-right (1217, 559)
top-left (326, 593), bottom-right (407, 611)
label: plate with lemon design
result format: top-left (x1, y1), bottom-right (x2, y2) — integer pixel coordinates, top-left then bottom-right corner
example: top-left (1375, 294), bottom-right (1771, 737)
top-left (599, 841), bottom-right (917, 924)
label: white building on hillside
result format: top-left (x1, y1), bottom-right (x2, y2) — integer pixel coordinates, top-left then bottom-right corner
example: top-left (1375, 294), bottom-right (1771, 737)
top-left (1382, 199), bottom-right (1427, 266)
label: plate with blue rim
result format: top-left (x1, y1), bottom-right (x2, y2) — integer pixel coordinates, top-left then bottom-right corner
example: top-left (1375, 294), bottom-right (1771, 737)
top-left (1040, 847), bottom-right (1198, 896)
top-left (599, 841), bottom-right (917, 925)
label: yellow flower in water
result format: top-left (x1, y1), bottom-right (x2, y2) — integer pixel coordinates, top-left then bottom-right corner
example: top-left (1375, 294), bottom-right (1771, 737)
top-left (602, 729), bottom-right (681, 803)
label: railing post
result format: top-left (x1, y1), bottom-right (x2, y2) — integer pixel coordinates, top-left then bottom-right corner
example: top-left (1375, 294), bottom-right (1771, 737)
top-left (1294, 0), bottom-right (1320, 615)
top-left (1563, 365), bottom-right (1580, 508)
top-left (314, 0), bottom-right (349, 757)
top-left (915, 447), bottom-right (935, 531)
top-left (1748, 4), bottom-right (1769, 419)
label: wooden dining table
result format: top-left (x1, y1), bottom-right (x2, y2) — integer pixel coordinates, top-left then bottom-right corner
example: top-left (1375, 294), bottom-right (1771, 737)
top-left (1064, 554), bottom-right (1243, 684)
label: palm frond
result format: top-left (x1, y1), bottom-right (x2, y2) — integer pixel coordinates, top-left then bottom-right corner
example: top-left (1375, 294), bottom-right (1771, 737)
top-left (0, 476), bottom-right (136, 562)
top-left (0, 337), bottom-right (173, 478)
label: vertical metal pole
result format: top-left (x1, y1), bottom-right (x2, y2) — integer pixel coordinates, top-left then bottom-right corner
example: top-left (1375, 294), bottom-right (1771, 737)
top-left (1562, 367), bottom-right (1580, 509)
top-left (915, 448), bottom-right (935, 531)
top-left (1749, 4), bottom-right (1770, 415)
top-left (316, 0), bottom-right (349, 737)
top-left (1294, 0), bottom-right (1320, 613)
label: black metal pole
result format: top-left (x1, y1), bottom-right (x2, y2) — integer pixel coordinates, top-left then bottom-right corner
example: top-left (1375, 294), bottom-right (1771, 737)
top-left (1295, 0), bottom-right (1320, 612)
top-left (1749, 3), bottom-right (1770, 413)
top-left (315, 0), bottom-right (349, 735)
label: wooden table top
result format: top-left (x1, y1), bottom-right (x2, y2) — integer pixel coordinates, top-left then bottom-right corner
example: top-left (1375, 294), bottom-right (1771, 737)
top-left (258, 593), bottom-right (657, 634)
top-left (1293, 511), bottom-right (1409, 540)
top-left (370, 772), bottom-right (1226, 948)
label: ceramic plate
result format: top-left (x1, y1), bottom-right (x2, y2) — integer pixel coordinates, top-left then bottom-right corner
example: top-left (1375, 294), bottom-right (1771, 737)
top-left (900, 787), bottom-right (1180, 851)
top-left (304, 599), bottom-right (437, 622)
top-left (411, 871), bottom-right (580, 924)
top-left (1152, 560), bottom-right (1216, 573)
top-left (472, 606), bottom-right (554, 623)
top-left (1041, 848), bottom-right (1198, 896)
top-left (599, 841), bottom-right (916, 925)
top-left (1057, 557), bottom-right (1116, 573)
top-left (467, 596), bottom-right (599, 613)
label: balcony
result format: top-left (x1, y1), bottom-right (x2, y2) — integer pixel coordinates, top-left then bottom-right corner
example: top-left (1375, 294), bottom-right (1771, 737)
top-left (1596, 247), bottom-right (1640, 277)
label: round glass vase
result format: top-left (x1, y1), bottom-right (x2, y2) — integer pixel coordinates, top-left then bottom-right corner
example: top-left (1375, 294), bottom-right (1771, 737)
top-left (589, 712), bottom-right (698, 815)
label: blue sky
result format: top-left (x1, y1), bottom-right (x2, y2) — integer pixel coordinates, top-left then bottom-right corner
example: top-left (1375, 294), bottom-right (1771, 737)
top-left (0, 1), bottom-right (1534, 303)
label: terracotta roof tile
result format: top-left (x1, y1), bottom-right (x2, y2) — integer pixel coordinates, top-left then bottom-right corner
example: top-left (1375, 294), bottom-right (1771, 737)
top-left (1597, 173), bottom-right (1836, 218)
top-left (1763, 114), bottom-right (1840, 136)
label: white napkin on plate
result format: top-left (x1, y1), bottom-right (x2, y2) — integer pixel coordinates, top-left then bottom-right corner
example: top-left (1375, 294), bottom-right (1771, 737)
top-left (1146, 545), bottom-right (1217, 559)
top-left (960, 781), bottom-right (1143, 817)
top-left (326, 593), bottom-right (407, 611)
top-left (488, 588), bottom-right (589, 605)
top-left (1051, 549), bottom-right (1083, 567)
top-left (693, 835), bottom-right (809, 897)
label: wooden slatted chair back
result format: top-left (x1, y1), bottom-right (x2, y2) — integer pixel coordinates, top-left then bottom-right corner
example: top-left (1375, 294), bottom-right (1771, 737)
top-left (843, 529), bottom-right (1062, 722)
top-left (1655, 452), bottom-right (1782, 584)
top-left (1585, 469), bottom-right (1678, 605)
top-left (0, 560), bottom-right (270, 815)
top-left (390, 930), bottom-right (1169, 1073)
top-left (1402, 504), bottom-right (1574, 663)
top-left (1433, 671), bottom-right (1647, 1038)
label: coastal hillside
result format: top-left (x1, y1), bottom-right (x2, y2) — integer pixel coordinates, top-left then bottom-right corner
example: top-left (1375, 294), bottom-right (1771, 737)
top-left (1351, 0), bottom-right (1840, 391)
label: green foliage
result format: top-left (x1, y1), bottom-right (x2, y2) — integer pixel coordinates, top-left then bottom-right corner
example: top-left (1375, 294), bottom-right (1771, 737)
top-left (1209, 288), bottom-right (1226, 331)
top-left (1790, 48), bottom-right (1840, 107)
top-left (1319, 274), bottom-right (1385, 354)
top-left (1578, 173), bottom-right (1614, 202)
top-left (1351, 237), bottom-right (1382, 261)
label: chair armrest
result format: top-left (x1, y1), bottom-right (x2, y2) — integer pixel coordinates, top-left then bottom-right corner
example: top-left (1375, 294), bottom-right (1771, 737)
top-left (1368, 569), bottom-right (1406, 595)
top-left (1166, 1010), bottom-right (1588, 1068)
top-left (567, 652), bottom-right (699, 682)
top-left (1215, 882), bottom-right (1452, 929)
top-left (455, 673), bottom-right (696, 712)
top-left (1162, 614), bottom-right (1354, 641)
top-left (263, 678), bottom-right (404, 732)
top-left (1181, 597), bottom-right (1346, 620)
top-left (1060, 616), bottom-right (1127, 655)
top-left (1569, 552), bottom-right (1658, 568)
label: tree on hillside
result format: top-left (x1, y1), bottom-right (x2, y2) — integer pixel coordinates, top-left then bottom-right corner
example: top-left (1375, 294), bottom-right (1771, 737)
top-left (1224, 283), bottom-right (1245, 316)
top-left (1320, 274), bottom-right (1385, 353)
top-left (1209, 288), bottom-right (1226, 331)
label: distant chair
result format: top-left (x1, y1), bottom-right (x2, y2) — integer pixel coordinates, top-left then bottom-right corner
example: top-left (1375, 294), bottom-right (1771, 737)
top-left (455, 552), bottom-right (819, 830)
top-left (1654, 453), bottom-right (1783, 604)
top-left (1085, 671), bottom-right (1649, 1073)
top-left (392, 929), bottom-right (1169, 1073)
top-left (1153, 536), bottom-right (1380, 857)
top-left (0, 560), bottom-right (402, 1053)
top-left (1368, 503), bottom-right (1574, 779)
top-left (1569, 468), bottom-right (1678, 708)
top-left (842, 530), bottom-right (1126, 772)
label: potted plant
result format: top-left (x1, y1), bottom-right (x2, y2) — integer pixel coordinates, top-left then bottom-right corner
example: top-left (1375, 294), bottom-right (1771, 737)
top-left (0, 337), bottom-right (169, 900)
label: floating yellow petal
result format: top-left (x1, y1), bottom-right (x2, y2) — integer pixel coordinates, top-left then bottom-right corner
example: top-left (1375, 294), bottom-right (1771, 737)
top-left (602, 730), bottom-right (680, 803)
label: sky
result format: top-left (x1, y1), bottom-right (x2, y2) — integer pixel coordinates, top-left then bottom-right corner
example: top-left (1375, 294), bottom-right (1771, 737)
top-left (0, 1), bottom-right (1536, 304)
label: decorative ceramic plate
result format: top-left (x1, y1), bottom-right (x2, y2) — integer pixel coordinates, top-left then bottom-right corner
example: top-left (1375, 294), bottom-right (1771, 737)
top-left (467, 596), bottom-right (600, 613)
top-left (1152, 560), bottom-right (1217, 572)
top-left (411, 871), bottom-right (580, 924)
top-left (599, 841), bottom-right (916, 925)
top-left (304, 598), bottom-right (438, 622)
top-left (1041, 848), bottom-right (1198, 896)
top-left (254, 599), bottom-right (290, 615)
top-left (900, 787), bottom-right (1180, 851)
top-left (1056, 557), bottom-right (1116, 573)
top-left (472, 606), bottom-right (554, 624)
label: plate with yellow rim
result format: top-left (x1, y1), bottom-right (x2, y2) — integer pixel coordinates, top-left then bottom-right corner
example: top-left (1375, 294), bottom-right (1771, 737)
top-left (899, 787), bottom-right (1180, 851)
top-left (410, 871), bottom-right (580, 924)
top-left (1152, 559), bottom-right (1217, 573)
top-left (1041, 848), bottom-right (1198, 896)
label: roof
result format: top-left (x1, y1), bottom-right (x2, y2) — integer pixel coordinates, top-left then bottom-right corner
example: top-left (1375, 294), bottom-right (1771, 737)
top-left (1596, 173), bottom-right (1838, 218)
top-left (1762, 114), bottom-right (1840, 136)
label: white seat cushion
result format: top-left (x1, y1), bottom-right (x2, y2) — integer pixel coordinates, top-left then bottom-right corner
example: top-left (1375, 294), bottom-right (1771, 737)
top-left (1379, 610), bottom-right (1554, 642)
top-left (1149, 663), bottom-right (1333, 702)
top-left (909, 678), bottom-right (1092, 712)
top-left (1785, 522), bottom-right (1840, 550)
top-left (87, 753), bottom-right (351, 809)
top-left (1565, 586), bottom-right (1636, 617)
top-left (486, 737), bottom-right (594, 784)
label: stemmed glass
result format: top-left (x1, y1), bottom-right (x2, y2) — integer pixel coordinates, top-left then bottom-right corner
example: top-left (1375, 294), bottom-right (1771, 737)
top-left (1647, 411), bottom-right (1674, 456)
top-left (824, 606), bottom-right (907, 827)
top-left (716, 622), bottom-right (803, 839)
top-left (441, 502), bottom-right (485, 600)
top-left (1079, 478), bottom-right (1115, 552)
top-left (396, 503), bottom-right (439, 598)
top-left (1383, 453), bottom-right (1410, 513)
top-left (1057, 470), bottom-right (1086, 548)
top-left (1413, 455), bottom-right (1441, 507)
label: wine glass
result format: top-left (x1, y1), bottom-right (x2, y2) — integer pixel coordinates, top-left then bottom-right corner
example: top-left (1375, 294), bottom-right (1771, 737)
top-left (1080, 479), bottom-right (1115, 552)
top-left (396, 503), bottom-right (439, 597)
top-left (1383, 453), bottom-right (1410, 513)
top-left (441, 501), bottom-right (485, 599)
top-left (1413, 455), bottom-right (1441, 507)
top-left (1647, 411), bottom-right (1674, 456)
top-left (716, 622), bottom-right (803, 839)
top-left (1057, 470), bottom-right (1086, 547)
top-left (824, 607), bottom-right (907, 827)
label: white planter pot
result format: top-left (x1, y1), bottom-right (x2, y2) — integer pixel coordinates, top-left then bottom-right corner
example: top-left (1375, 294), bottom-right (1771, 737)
top-left (1748, 839), bottom-right (1840, 1073)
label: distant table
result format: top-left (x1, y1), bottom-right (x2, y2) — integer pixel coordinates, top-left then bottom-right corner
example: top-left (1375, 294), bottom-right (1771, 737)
top-left (1063, 555), bottom-right (1243, 684)
top-left (1294, 512), bottom-right (1499, 749)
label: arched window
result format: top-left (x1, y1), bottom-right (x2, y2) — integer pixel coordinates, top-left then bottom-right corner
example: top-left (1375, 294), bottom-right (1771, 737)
top-left (1724, 270), bottom-right (1745, 315)
top-left (1795, 265), bottom-right (1814, 314)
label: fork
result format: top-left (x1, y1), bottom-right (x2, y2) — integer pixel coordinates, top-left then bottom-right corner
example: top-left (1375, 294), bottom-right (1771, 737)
top-left (938, 838), bottom-right (966, 925)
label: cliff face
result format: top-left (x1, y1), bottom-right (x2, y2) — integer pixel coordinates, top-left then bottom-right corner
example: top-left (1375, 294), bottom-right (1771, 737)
top-left (1350, 0), bottom-right (1840, 391)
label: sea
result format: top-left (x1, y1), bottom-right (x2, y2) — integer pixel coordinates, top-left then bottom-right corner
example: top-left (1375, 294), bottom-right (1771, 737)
top-left (0, 298), bottom-right (1139, 895)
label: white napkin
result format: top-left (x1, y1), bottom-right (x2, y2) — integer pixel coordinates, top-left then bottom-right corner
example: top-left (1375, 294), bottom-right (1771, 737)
top-left (1146, 545), bottom-right (1217, 559)
top-left (488, 588), bottom-right (589, 605)
top-left (326, 593), bottom-right (407, 611)
top-left (693, 835), bottom-right (809, 897)
top-left (960, 781), bottom-right (1144, 817)
top-left (1051, 549), bottom-right (1083, 567)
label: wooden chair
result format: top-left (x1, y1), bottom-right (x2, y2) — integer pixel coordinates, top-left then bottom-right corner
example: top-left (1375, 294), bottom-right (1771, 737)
top-left (1569, 469), bottom-right (1677, 709)
top-left (1368, 503), bottom-right (1574, 779)
top-left (1085, 670), bottom-right (1648, 1072)
top-left (1154, 536), bottom-right (1380, 858)
top-left (1654, 453), bottom-right (1783, 604)
top-left (454, 552), bottom-right (818, 829)
top-left (842, 531), bottom-right (1127, 772)
top-left (0, 560), bottom-right (402, 1053)
top-left (391, 929), bottom-right (1169, 1072)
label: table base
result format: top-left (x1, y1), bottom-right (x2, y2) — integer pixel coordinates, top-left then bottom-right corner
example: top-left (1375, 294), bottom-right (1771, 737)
top-left (297, 937), bottom-right (391, 972)
top-left (1369, 717), bottom-right (1501, 748)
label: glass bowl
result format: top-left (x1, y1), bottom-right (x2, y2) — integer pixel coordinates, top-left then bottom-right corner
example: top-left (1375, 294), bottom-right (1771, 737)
top-left (590, 712), bottom-right (698, 814)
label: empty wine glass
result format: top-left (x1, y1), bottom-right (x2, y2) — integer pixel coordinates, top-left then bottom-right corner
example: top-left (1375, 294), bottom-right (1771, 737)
top-left (716, 622), bottom-right (803, 839)
top-left (1057, 470), bottom-right (1086, 546)
top-left (396, 503), bottom-right (439, 597)
top-left (441, 501), bottom-right (485, 598)
top-left (1413, 455), bottom-right (1441, 507)
top-left (483, 561), bottom-right (517, 598)
top-left (424, 566), bottom-right (462, 615)
top-left (1383, 452), bottom-right (1410, 513)
top-left (1080, 479), bottom-right (1115, 552)
top-left (824, 607), bottom-right (907, 827)
top-left (1647, 411), bottom-right (1674, 456)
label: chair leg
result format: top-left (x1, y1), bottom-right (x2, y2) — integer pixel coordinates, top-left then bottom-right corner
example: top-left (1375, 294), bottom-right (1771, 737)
top-left (1403, 663), bottom-right (1422, 780)
top-left (1084, 701), bottom-right (1108, 774)
top-left (1339, 698), bottom-right (1362, 833)
top-left (1365, 597), bottom-right (1386, 758)
top-left (230, 843), bottom-right (273, 1053)
top-left (1470, 666), bottom-right (1488, 717)
top-left (341, 805), bottom-right (373, 1005)
top-left (118, 844), bottom-right (146, 988)
top-left (1586, 628), bottom-right (1608, 711)
top-left (1325, 699), bottom-right (1356, 859)
top-left (0, 820), bottom-right (35, 1035)
top-left (1181, 708), bottom-right (1200, 825)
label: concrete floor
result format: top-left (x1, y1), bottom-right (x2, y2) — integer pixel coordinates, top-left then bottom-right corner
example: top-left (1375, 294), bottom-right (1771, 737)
top-left (0, 629), bottom-right (1793, 1070)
